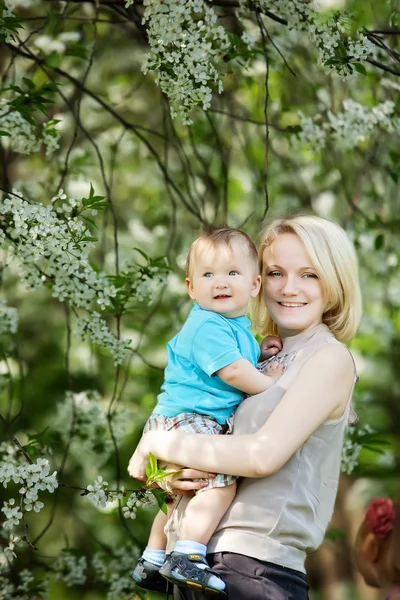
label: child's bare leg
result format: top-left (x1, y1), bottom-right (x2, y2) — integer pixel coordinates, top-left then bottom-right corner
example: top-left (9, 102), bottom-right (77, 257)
top-left (160, 484), bottom-right (236, 592)
top-left (147, 508), bottom-right (168, 549)
top-left (179, 482), bottom-right (236, 545)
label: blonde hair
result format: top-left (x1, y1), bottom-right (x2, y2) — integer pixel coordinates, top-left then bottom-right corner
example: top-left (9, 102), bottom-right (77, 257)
top-left (186, 228), bottom-right (258, 279)
top-left (252, 215), bottom-right (362, 343)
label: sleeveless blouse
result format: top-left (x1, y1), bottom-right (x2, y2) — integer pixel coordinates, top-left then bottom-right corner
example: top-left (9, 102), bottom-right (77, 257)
top-left (166, 323), bottom-right (357, 574)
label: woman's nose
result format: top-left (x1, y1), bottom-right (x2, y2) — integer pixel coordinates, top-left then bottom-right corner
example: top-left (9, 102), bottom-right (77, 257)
top-left (281, 277), bottom-right (298, 295)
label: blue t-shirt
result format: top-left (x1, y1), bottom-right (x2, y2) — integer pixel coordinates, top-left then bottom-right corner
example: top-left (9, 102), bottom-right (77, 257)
top-left (153, 303), bottom-right (260, 424)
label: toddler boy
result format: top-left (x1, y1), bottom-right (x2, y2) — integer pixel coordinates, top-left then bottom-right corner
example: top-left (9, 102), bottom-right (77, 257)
top-left (130, 228), bottom-right (283, 596)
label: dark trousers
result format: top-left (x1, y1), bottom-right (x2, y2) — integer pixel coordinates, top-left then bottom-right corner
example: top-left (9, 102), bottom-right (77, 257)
top-left (173, 552), bottom-right (309, 600)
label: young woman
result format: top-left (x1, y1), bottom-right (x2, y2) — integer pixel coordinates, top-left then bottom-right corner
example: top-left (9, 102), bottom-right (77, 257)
top-left (128, 215), bottom-right (363, 600)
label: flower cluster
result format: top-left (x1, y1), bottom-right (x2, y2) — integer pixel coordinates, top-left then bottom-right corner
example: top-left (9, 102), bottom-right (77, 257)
top-left (1, 457), bottom-right (58, 517)
top-left (0, 562), bottom-right (39, 600)
top-left (297, 100), bottom-right (399, 151)
top-left (365, 497), bottom-right (396, 539)
top-left (76, 314), bottom-right (131, 365)
top-left (122, 488), bottom-right (157, 519)
top-left (0, 300), bottom-right (18, 337)
top-left (55, 390), bottom-right (130, 464)
top-left (0, 451), bottom-right (58, 560)
top-left (341, 424), bottom-right (374, 475)
top-left (0, 99), bottom-right (60, 155)
top-left (86, 475), bottom-right (116, 509)
top-left (243, 0), bottom-right (376, 76)
top-left (92, 543), bottom-right (140, 600)
top-left (0, 190), bottom-right (116, 305)
top-left (126, 0), bottom-right (230, 124)
top-left (131, 263), bottom-right (169, 303)
top-left (1, 3), bottom-right (15, 43)
top-left (53, 551), bottom-right (88, 587)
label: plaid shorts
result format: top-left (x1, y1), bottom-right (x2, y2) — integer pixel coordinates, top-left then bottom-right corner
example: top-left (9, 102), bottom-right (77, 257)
top-left (144, 412), bottom-right (237, 493)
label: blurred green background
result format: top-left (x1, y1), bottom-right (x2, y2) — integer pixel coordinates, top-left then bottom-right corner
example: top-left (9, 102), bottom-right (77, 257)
top-left (0, 0), bottom-right (399, 598)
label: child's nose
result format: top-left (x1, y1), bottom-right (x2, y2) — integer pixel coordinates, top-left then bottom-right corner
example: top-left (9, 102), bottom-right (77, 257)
top-left (215, 278), bottom-right (228, 289)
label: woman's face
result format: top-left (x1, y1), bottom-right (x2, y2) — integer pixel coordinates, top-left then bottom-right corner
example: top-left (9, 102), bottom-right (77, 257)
top-left (262, 232), bottom-right (325, 337)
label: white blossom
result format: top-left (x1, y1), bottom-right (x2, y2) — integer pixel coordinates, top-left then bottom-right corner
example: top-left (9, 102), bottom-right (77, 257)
top-left (0, 300), bottom-right (18, 336)
top-left (53, 552), bottom-right (87, 587)
top-left (0, 99), bottom-right (60, 155)
top-left (297, 100), bottom-right (399, 150)
top-left (126, 0), bottom-right (230, 123)
top-left (76, 314), bottom-right (131, 365)
top-left (55, 390), bottom-right (130, 464)
top-left (86, 475), bottom-right (112, 509)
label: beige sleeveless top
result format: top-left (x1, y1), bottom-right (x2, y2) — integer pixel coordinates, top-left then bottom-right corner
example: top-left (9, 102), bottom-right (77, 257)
top-left (165, 323), bottom-right (357, 573)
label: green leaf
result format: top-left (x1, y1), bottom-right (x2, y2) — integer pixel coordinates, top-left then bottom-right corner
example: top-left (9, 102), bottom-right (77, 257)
top-left (0, 131), bottom-right (11, 137)
top-left (374, 233), bottom-right (384, 250)
top-left (66, 44), bottom-right (88, 60)
top-left (22, 77), bottom-right (35, 90)
top-left (45, 52), bottom-right (63, 68)
top-left (81, 216), bottom-right (100, 230)
top-left (133, 247), bottom-right (149, 261)
top-left (354, 63), bottom-right (367, 76)
top-left (324, 57), bottom-right (341, 66)
top-left (337, 40), bottom-right (348, 58)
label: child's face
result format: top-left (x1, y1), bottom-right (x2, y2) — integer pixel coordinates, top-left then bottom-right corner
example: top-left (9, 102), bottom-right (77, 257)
top-left (185, 241), bottom-right (261, 318)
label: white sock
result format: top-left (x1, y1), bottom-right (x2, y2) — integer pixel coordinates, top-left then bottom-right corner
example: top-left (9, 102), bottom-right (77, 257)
top-left (174, 540), bottom-right (225, 591)
top-left (142, 547), bottom-right (166, 567)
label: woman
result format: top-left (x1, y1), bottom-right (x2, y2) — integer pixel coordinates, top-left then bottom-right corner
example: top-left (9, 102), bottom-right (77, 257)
top-left (129, 215), bottom-right (362, 600)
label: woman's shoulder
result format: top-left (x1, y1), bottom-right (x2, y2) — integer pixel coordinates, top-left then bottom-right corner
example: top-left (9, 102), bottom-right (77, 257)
top-left (301, 341), bottom-right (355, 381)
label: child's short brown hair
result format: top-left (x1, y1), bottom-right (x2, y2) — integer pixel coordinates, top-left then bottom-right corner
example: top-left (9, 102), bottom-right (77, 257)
top-left (186, 228), bottom-right (258, 278)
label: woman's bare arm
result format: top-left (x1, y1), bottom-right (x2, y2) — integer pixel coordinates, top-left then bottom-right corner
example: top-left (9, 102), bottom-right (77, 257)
top-left (128, 344), bottom-right (355, 480)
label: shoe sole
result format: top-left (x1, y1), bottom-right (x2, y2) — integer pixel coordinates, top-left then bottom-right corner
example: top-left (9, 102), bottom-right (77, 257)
top-left (159, 570), bottom-right (227, 597)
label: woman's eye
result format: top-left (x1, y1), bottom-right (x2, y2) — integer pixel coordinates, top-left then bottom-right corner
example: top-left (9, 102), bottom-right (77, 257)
top-left (267, 271), bottom-right (282, 277)
top-left (204, 272), bottom-right (213, 278)
top-left (229, 270), bottom-right (238, 276)
top-left (303, 273), bottom-right (317, 279)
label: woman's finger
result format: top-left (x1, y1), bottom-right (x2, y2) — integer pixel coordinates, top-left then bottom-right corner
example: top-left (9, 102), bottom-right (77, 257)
top-left (173, 468), bottom-right (216, 480)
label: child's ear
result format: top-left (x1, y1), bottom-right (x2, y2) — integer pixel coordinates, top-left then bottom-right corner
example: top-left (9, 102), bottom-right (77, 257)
top-left (185, 278), bottom-right (196, 300)
top-left (250, 275), bottom-right (262, 298)
top-left (362, 532), bottom-right (381, 564)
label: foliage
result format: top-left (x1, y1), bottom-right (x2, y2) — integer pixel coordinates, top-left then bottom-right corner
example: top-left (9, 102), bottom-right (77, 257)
top-left (0, 0), bottom-right (399, 598)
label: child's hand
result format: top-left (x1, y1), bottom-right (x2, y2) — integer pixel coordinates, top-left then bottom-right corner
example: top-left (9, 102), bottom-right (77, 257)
top-left (265, 361), bottom-right (285, 383)
top-left (260, 335), bottom-right (282, 361)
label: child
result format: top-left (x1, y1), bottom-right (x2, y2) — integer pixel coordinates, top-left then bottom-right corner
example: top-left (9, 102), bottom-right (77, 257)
top-left (130, 228), bottom-right (283, 596)
top-left (355, 497), bottom-right (400, 600)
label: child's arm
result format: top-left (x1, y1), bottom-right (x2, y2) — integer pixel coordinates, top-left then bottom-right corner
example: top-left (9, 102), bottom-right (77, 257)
top-left (260, 335), bottom-right (282, 361)
top-left (217, 358), bottom-right (283, 395)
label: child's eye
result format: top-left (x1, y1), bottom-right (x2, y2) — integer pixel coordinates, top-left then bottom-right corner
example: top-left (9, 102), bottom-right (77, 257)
top-left (267, 271), bottom-right (282, 277)
top-left (203, 272), bottom-right (213, 278)
top-left (229, 270), bottom-right (239, 276)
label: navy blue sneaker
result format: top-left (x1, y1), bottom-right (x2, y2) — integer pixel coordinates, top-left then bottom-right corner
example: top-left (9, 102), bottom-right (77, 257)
top-left (159, 551), bottom-right (227, 597)
top-left (131, 557), bottom-right (168, 594)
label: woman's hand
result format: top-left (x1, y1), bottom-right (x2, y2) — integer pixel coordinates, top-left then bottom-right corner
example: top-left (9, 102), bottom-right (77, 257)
top-left (127, 432), bottom-right (216, 493)
top-left (127, 432), bottom-right (153, 481)
top-left (160, 464), bottom-right (215, 495)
